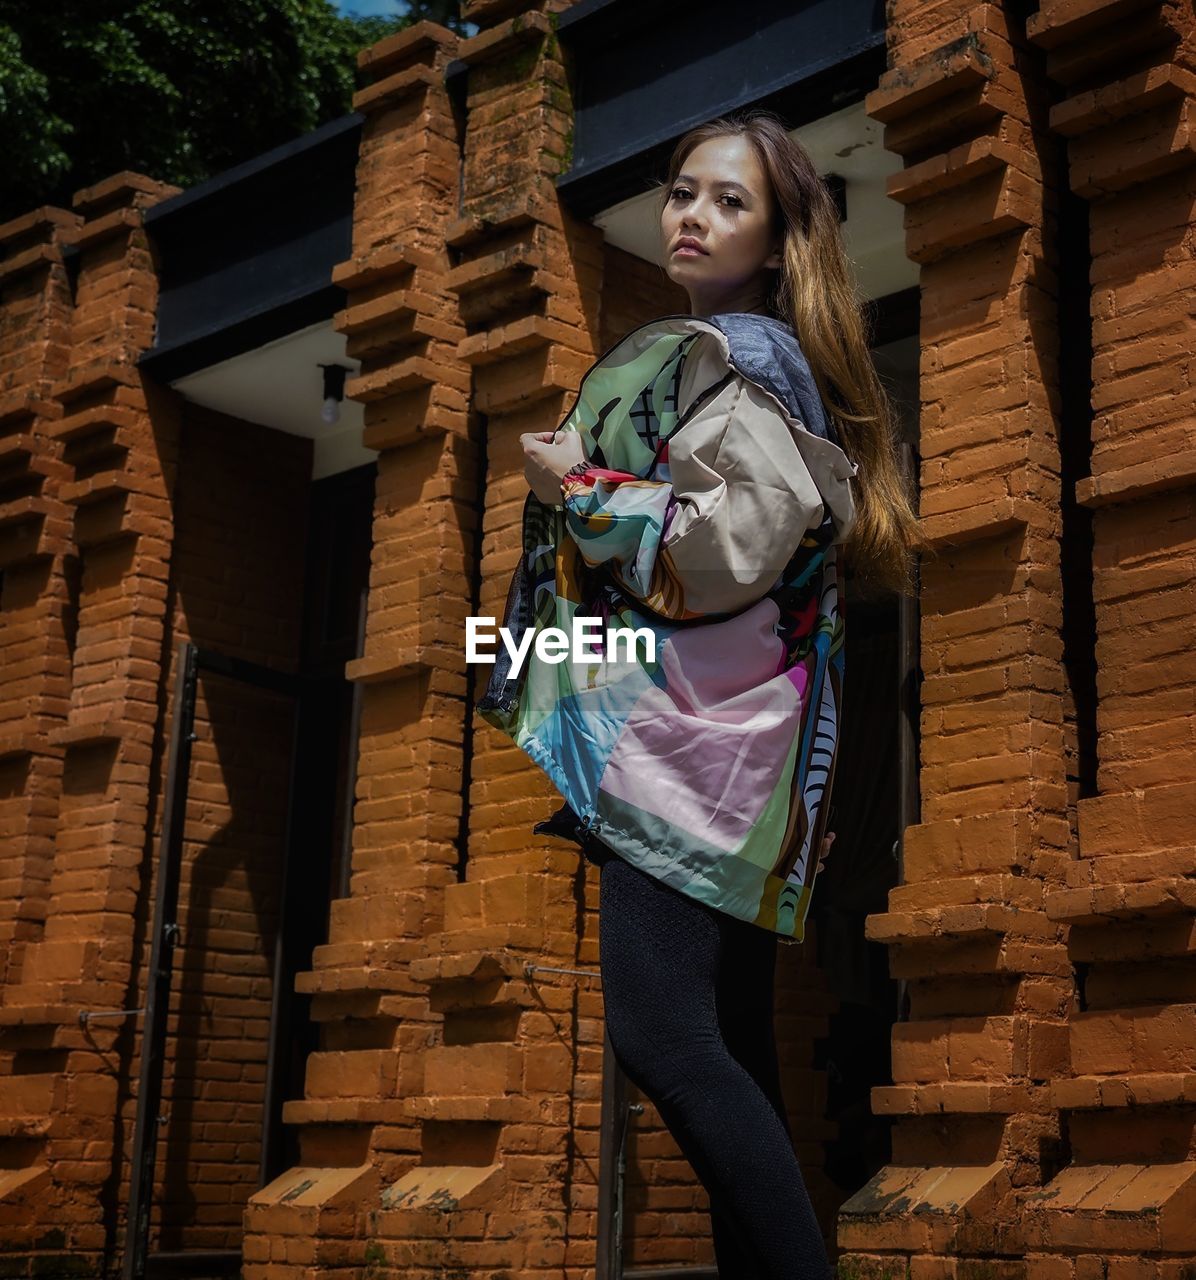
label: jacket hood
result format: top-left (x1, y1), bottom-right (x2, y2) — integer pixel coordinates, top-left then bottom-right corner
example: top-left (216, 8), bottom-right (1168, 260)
top-left (692, 312), bottom-right (859, 542)
top-left (705, 311), bottom-right (842, 448)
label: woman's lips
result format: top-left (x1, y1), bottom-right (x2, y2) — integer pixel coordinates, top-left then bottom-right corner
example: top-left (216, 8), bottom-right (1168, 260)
top-left (674, 244), bottom-right (707, 256)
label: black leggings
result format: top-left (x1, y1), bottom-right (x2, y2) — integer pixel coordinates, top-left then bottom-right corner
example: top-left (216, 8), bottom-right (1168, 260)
top-left (596, 849), bottom-right (833, 1280)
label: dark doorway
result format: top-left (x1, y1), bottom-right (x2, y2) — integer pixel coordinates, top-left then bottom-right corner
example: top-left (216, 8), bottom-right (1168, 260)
top-left (260, 461), bottom-right (376, 1184)
top-left (807, 330), bottom-right (920, 1200)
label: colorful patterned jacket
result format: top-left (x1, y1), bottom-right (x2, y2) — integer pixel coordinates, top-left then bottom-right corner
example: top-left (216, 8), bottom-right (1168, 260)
top-left (476, 311), bottom-right (859, 944)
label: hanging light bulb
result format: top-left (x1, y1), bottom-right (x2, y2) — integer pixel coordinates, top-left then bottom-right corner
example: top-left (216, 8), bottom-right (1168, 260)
top-left (319, 363), bottom-right (350, 425)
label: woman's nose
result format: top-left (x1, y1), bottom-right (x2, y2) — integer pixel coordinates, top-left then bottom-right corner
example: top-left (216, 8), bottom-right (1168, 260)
top-left (682, 202), bottom-right (709, 228)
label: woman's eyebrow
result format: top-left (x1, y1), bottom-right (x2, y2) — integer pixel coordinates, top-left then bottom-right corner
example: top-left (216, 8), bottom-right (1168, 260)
top-left (675, 173), bottom-right (752, 196)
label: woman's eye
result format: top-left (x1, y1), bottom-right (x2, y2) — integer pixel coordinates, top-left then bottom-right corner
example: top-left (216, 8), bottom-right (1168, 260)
top-left (670, 187), bottom-right (742, 207)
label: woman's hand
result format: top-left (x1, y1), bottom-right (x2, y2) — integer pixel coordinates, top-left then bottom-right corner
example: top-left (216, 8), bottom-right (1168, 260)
top-left (521, 431), bottom-right (589, 505)
top-left (815, 831), bottom-right (836, 875)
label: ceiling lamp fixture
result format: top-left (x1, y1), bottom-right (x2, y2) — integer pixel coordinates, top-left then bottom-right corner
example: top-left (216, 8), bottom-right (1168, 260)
top-left (319, 363), bottom-right (351, 425)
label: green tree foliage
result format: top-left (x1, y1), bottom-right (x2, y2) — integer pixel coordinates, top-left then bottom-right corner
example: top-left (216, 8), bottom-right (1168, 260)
top-left (0, 0), bottom-right (471, 225)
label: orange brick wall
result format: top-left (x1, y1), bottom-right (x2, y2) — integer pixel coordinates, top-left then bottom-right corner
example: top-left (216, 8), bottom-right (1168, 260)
top-left (2, 3), bottom-right (1195, 1279)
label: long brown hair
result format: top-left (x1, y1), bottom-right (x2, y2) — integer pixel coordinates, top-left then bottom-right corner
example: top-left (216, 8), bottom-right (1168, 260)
top-left (655, 108), bottom-right (925, 595)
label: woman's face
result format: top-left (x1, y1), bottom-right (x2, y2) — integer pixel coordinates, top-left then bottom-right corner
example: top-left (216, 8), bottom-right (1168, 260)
top-left (660, 134), bottom-right (783, 318)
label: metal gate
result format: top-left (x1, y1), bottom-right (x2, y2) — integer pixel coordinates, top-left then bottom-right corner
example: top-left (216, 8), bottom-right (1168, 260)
top-left (122, 641), bottom-right (302, 1280)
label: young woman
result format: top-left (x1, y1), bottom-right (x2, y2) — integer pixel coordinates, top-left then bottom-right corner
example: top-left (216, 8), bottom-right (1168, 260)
top-left (479, 109), bottom-right (920, 1279)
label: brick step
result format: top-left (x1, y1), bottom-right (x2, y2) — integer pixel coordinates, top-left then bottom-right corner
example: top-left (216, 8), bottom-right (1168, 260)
top-left (423, 1043), bottom-right (525, 1099)
top-left (1050, 61), bottom-right (1194, 138)
top-left (308, 991), bottom-right (426, 1024)
top-left (1078, 781), bottom-right (1196, 858)
top-left (359, 396), bottom-right (466, 452)
top-left (0, 725), bottom-right (43, 762)
top-left (335, 288), bottom-right (442, 337)
top-left (50, 359), bottom-right (138, 408)
top-left (0, 497), bottom-right (67, 568)
top-left (839, 1161), bottom-right (1009, 1251)
top-left (49, 403), bottom-right (142, 446)
top-left (0, 433), bottom-right (40, 466)
top-left (0, 1073), bottom-right (57, 1118)
top-left (0, 982), bottom-right (75, 1011)
top-left (0, 393), bottom-right (57, 433)
top-left (246, 1162), bottom-right (379, 1233)
top-left (1046, 875), bottom-right (1196, 924)
top-left (1067, 913), bottom-right (1196, 962)
top-left (887, 872), bottom-right (1043, 913)
top-left (457, 315), bottom-right (585, 367)
top-left (870, 1080), bottom-right (1040, 1115)
top-left (472, 342), bottom-right (593, 416)
top-left (281, 1098), bottom-right (408, 1126)
top-left (1020, 1159), bottom-right (1196, 1254)
top-left (408, 944), bottom-right (546, 1015)
top-left (0, 1114), bottom-right (51, 1140)
top-left (0, 1167), bottom-right (51, 1203)
top-left (401, 1094), bottom-right (542, 1124)
top-left (13, 939), bottom-right (98, 989)
top-left (0, 1003), bottom-right (78, 1029)
top-left (0, 495), bottom-right (54, 533)
top-left (1062, 844), bottom-right (1196, 888)
top-left (332, 241), bottom-right (433, 292)
top-left (378, 1161), bottom-right (504, 1215)
top-left (1052, 1072), bottom-right (1196, 1111)
top-left (304, 936), bottom-right (421, 975)
top-left (72, 487), bottom-right (162, 549)
top-left (303, 1050), bottom-right (402, 1101)
top-left (326, 891), bottom-right (420, 944)
top-left (865, 901), bottom-right (1039, 944)
top-left (59, 429), bottom-right (134, 478)
top-left (60, 468), bottom-right (164, 507)
top-left (415, 927), bottom-right (559, 967)
top-left (346, 354), bottom-right (468, 404)
top-left (294, 959), bottom-right (418, 998)
top-left (345, 316), bottom-right (464, 366)
top-left (48, 717), bottom-right (125, 749)
top-left (443, 229), bottom-right (549, 298)
top-left (1068, 1003), bottom-right (1196, 1078)
top-left (309, 939), bottom-right (401, 969)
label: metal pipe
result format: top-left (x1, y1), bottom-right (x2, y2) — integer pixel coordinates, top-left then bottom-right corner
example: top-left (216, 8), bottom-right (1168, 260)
top-left (895, 440), bottom-right (921, 1025)
top-left (78, 1008), bottom-right (145, 1025)
top-left (623, 1269), bottom-right (719, 1279)
top-left (525, 962), bottom-right (602, 980)
top-left (123, 641), bottom-right (199, 1280)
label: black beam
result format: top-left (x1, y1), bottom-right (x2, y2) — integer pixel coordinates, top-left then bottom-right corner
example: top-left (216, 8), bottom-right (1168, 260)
top-left (554, 0), bottom-right (886, 220)
top-left (137, 114), bottom-right (362, 383)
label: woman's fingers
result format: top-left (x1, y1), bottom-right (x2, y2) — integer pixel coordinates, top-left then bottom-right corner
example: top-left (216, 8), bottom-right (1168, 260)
top-left (815, 830), bottom-right (836, 875)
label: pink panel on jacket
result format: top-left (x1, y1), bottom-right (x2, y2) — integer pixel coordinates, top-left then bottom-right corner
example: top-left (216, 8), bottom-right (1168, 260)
top-left (600, 597), bottom-right (799, 849)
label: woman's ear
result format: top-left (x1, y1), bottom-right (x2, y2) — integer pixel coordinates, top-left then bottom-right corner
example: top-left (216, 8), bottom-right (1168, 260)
top-left (763, 238), bottom-right (784, 272)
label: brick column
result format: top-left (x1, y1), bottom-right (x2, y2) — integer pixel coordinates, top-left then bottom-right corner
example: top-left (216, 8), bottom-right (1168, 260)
top-left (0, 174), bottom-right (182, 1272)
top-left (338, 4), bottom-right (611, 1277)
top-left (243, 20), bottom-right (481, 1280)
top-left (0, 206), bottom-right (79, 1243)
top-left (840, 3), bottom-right (1076, 1271)
top-left (0, 208), bottom-right (77, 987)
top-left (1025, 1), bottom-right (1196, 1267)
